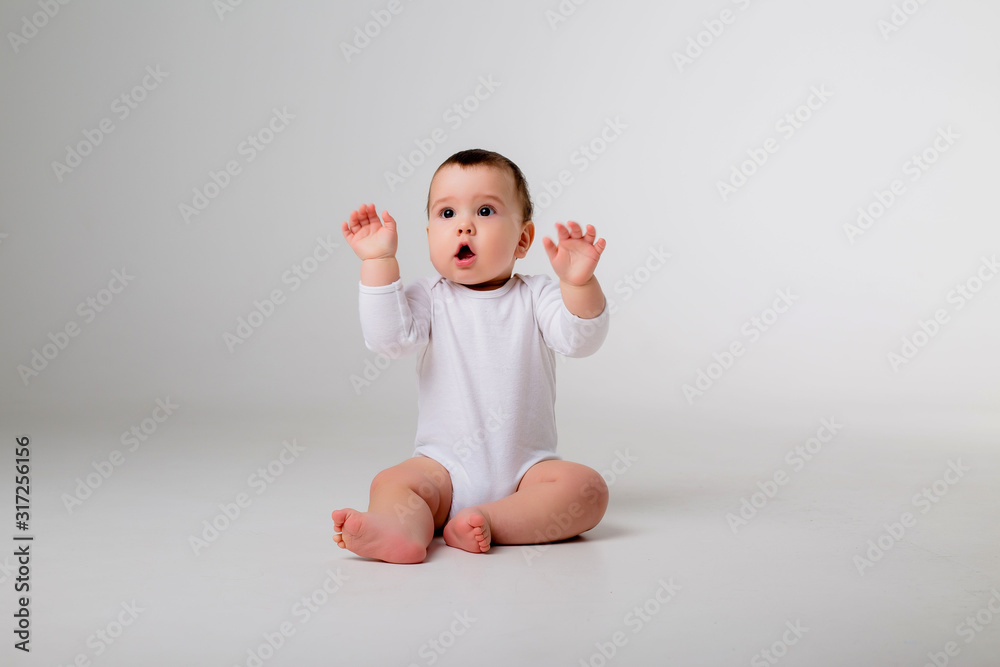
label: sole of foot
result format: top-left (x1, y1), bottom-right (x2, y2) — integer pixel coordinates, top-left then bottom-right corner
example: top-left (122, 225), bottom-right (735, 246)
top-left (332, 508), bottom-right (428, 564)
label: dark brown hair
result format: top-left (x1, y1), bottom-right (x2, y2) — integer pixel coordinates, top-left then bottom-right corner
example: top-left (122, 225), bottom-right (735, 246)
top-left (426, 149), bottom-right (533, 224)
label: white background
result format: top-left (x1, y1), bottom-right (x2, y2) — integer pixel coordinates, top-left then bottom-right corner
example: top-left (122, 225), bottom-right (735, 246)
top-left (1, 0), bottom-right (997, 433)
top-left (0, 2), bottom-right (998, 665)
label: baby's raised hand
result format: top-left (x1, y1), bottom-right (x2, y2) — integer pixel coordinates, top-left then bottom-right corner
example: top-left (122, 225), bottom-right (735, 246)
top-left (341, 203), bottom-right (398, 260)
top-left (542, 221), bottom-right (607, 286)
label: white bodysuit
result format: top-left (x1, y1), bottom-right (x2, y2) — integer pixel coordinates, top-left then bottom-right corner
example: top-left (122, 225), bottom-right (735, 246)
top-left (357, 273), bottom-right (609, 520)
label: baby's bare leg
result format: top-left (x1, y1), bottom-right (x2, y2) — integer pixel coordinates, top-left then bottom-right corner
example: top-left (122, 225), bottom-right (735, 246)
top-left (444, 460), bottom-right (608, 552)
top-left (332, 456), bottom-right (452, 564)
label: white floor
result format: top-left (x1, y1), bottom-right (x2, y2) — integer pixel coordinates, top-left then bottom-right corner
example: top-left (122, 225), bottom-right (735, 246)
top-left (6, 404), bottom-right (999, 667)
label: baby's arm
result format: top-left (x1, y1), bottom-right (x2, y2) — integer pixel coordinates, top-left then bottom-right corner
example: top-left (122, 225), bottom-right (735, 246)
top-left (341, 203), bottom-right (429, 357)
top-left (342, 203), bottom-right (400, 287)
top-left (542, 221), bottom-right (607, 319)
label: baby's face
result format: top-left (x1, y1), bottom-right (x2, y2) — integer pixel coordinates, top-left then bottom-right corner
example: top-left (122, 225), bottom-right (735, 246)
top-left (426, 164), bottom-right (533, 291)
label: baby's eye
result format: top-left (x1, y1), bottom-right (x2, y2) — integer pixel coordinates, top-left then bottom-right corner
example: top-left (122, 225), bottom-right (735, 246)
top-left (478, 206), bottom-right (495, 217)
top-left (441, 208), bottom-right (454, 218)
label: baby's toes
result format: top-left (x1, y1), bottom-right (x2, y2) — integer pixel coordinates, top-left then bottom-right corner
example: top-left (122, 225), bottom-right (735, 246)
top-left (469, 514), bottom-right (491, 551)
top-left (332, 508), bottom-right (354, 532)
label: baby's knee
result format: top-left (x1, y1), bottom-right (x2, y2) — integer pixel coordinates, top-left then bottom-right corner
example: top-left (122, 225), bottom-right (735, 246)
top-left (371, 465), bottom-right (420, 494)
top-left (370, 467), bottom-right (400, 492)
top-left (370, 463), bottom-right (445, 503)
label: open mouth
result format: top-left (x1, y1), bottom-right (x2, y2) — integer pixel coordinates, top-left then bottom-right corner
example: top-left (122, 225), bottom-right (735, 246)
top-left (455, 243), bottom-right (476, 265)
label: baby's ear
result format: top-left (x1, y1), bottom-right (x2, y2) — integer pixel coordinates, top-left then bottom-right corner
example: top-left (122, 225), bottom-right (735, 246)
top-left (515, 220), bottom-right (534, 258)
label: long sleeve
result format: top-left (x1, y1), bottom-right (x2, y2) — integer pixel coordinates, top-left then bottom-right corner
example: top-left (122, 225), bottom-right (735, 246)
top-left (357, 278), bottom-right (431, 358)
top-left (526, 274), bottom-right (610, 358)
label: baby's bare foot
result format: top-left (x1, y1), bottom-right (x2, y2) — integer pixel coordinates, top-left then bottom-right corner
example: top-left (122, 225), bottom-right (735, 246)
top-left (331, 508), bottom-right (428, 564)
top-left (443, 507), bottom-right (492, 554)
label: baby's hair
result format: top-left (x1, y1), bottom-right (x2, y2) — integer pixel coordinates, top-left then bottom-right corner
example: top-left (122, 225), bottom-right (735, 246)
top-left (426, 149), bottom-right (534, 224)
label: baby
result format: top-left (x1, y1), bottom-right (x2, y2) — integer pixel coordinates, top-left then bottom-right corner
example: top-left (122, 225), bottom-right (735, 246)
top-left (332, 148), bottom-right (610, 564)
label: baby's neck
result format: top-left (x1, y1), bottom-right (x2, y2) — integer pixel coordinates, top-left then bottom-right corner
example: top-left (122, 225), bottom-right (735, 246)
top-left (456, 274), bottom-right (512, 291)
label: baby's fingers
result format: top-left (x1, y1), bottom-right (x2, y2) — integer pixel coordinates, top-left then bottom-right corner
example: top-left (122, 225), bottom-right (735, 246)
top-left (347, 204), bottom-right (368, 229)
top-left (360, 203), bottom-right (381, 227)
top-left (542, 236), bottom-right (558, 261)
top-left (381, 210), bottom-right (397, 233)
